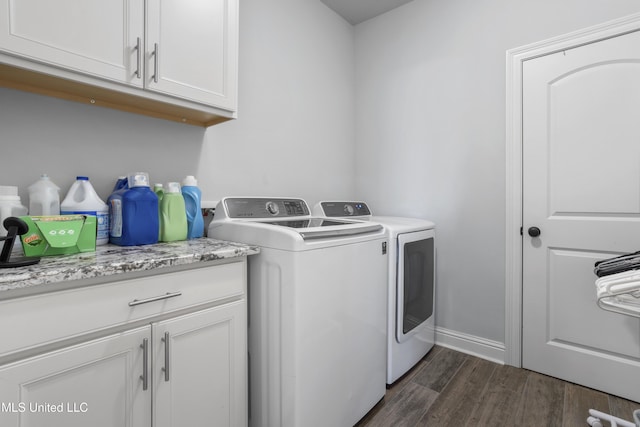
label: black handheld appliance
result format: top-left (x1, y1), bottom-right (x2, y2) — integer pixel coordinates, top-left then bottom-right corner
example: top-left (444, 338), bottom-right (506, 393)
top-left (0, 216), bottom-right (40, 268)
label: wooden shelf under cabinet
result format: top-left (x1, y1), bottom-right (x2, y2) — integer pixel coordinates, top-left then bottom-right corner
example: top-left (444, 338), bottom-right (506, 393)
top-left (0, 64), bottom-right (233, 127)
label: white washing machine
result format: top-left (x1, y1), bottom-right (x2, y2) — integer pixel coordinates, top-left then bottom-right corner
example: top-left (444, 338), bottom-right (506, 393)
top-left (208, 197), bottom-right (388, 427)
top-left (315, 201), bottom-right (436, 385)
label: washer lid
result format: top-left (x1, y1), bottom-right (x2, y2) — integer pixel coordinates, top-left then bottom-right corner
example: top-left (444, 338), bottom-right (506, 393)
top-left (212, 197), bottom-right (383, 241)
top-left (259, 217), bottom-right (382, 240)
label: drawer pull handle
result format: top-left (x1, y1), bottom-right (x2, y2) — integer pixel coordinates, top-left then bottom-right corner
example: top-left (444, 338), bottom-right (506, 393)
top-left (140, 338), bottom-right (149, 390)
top-left (128, 292), bottom-right (182, 307)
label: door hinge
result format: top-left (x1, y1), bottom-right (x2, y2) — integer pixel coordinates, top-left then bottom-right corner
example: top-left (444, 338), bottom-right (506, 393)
top-left (382, 242), bottom-right (387, 255)
top-left (520, 226), bottom-right (523, 236)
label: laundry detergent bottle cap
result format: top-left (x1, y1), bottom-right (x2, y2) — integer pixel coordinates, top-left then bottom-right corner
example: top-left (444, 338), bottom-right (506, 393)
top-left (181, 175), bottom-right (204, 239)
top-left (0, 185), bottom-right (22, 201)
top-left (28, 174), bottom-right (61, 216)
top-left (182, 175), bottom-right (198, 186)
top-left (113, 176), bottom-right (129, 192)
top-left (128, 172), bottom-right (150, 188)
top-left (60, 176), bottom-right (110, 245)
top-left (166, 182), bottom-right (181, 193)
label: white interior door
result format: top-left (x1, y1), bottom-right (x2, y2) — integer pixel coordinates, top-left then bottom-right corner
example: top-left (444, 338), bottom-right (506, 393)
top-left (522, 29), bottom-right (640, 402)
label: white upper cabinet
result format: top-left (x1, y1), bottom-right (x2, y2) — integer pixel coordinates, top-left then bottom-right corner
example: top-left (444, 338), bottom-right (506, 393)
top-left (0, 0), bottom-right (145, 87)
top-left (146, 0), bottom-right (237, 109)
top-left (0, 0), bottom-right (238, 126)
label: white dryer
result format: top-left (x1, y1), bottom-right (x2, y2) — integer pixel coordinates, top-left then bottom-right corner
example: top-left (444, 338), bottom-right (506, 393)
top-left (209, 197), bottom-right (388, 427)
top-left (315, 201), bottom-right (436, 385)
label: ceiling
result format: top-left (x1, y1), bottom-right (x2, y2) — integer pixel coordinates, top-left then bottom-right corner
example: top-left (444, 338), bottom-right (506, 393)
top-left (320, 0), bottom-right (415, 25)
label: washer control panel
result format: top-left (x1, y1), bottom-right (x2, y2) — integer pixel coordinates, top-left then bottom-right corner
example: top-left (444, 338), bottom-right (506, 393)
top-left (319, 202), bottom-right (371, 217)
top-left (224, 198), bottom-right (310, 218)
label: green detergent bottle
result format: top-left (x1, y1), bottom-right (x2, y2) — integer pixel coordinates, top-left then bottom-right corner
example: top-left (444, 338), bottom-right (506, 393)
top-left (154, 184), bottom-right (164, 240)
top-left (159, 182), bottom-right (187, 242)
top-left (154, 183), bottom-right (164, 200)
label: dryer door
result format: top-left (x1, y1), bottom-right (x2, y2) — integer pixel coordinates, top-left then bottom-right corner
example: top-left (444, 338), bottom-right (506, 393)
top-left (396, 229), bottom-right (435, 343)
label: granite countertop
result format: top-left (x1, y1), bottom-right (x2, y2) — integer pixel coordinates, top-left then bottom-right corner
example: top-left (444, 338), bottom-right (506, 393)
top-left (0, 238), bottom-right (260, 296)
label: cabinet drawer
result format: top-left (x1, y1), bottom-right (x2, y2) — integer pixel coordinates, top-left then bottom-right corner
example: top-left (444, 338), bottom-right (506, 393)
top-left (0, 260), bottom-right (246, 359)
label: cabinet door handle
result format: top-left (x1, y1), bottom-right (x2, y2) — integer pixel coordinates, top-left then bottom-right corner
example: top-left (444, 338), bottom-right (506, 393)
top-left (128, 291), bottom-right (182, 307)
top-left (162, 332), bottom-right (170, 382)
top-left (140, 338), bottom-right (149, 390)
top-left (134, 37), bottom-right (142, 79)
top-left (152, 43), bottom-right (159, 83)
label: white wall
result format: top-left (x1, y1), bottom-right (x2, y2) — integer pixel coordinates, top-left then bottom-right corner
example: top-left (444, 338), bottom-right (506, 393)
top-left (0, 88), bottom-right (205, 202)
top-left (0, 0), bottom-right (355, 209)
top-left (5, 0), bottom-right (637, 360)
top-left (200, 0), bottom-right (356, 204)
top-left (354, 0), bottom-right (640, 350)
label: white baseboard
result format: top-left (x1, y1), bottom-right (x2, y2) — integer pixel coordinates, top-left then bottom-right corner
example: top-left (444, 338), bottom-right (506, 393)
top-left (435, 326), bottom-right (505, 365)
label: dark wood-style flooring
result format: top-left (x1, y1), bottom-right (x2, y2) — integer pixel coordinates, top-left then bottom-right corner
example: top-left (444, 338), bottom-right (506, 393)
top-left (356, 345), bottom-right (639, 427)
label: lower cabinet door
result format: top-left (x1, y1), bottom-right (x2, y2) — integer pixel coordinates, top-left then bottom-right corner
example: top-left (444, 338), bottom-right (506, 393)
top-left (0, 327), bottom-right (151, 427)
top-left (153, 300), bottom-right (247, 427)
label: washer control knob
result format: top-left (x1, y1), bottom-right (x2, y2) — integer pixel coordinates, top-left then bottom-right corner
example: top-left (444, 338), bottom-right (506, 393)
top-left (343, 204), bottom-right (355, 216)
top-left (266, 201), bottom-right (280, 216)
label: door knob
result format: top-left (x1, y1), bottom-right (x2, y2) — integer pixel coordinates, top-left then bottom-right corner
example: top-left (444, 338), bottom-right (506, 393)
top-left (528, 226), bottom-right (541, 237)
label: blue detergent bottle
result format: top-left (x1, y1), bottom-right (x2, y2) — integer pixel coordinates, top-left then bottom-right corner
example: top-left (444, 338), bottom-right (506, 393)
top-left (181, 175), bottom-right (204, 239)
top-left (112, 176), bottom-right (129, 192)
top-left (108, 172), bottom-right (159, 246)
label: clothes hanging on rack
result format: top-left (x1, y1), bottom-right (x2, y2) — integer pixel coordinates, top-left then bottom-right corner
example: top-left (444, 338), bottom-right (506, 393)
top-left (596, 269), bottom-right (640, 317)
top-left (589, 260), bottom-right (640, 427)
top-left (595, 251), bottom-right (640, 277)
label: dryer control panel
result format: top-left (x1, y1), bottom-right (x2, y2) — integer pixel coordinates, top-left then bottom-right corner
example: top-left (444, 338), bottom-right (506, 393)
top-left (319, 201), bottom-right (371, 218)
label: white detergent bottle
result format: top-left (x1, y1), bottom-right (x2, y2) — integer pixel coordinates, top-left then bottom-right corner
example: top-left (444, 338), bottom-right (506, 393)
top-left (0, 186), bottom-right (28, 254)
top-left (61, 176), bottom-right (110, 245)
top-left (28, 174), bottom-right (60, 216)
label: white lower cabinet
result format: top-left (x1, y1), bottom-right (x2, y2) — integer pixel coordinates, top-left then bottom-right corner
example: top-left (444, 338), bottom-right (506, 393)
top-left (153, 301), bottom-right (247, 427)
top-left (0, 262), bottom-right (248, 427)
top-left (0, 327), bottom-right (152, 427)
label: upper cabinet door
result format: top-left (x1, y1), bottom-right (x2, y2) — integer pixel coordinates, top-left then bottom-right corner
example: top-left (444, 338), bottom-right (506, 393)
top-left (146, 0), bottom-right (238, 109)
top-left (0, 0), bottom-right (144, 87)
